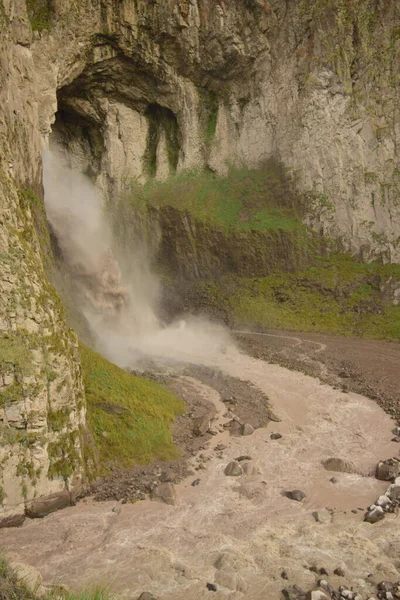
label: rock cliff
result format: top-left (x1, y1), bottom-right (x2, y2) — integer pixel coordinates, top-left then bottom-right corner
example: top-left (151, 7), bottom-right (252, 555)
top-left (0, 0), bottom-right (399, 522)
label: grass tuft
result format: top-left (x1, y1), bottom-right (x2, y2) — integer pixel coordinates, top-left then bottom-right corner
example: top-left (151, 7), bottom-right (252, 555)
top-left (79, 344), bottom-right (184, 471)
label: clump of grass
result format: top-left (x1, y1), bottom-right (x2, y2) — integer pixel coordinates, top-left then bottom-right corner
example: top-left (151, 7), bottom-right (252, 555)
top-left (25, 0), bottom-right (51, 31)
top-left (79, 344), bottom-right (184, 471)
top-left (125, 162), bottom-right (304, 232)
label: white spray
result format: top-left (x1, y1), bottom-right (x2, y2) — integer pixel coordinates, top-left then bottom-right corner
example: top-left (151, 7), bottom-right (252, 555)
top-left (43, 150), bottom-right (233, 368)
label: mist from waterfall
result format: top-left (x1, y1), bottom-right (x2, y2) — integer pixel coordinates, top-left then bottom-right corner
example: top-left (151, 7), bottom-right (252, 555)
top-left (43, 150), bottom-right (232, 368)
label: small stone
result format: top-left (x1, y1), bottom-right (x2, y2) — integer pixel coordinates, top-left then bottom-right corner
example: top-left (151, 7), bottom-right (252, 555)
top-left (270, 433), bottom-right (282, 440)
top-left (387, 483), bottom-right (400, 500)
top-left (391, 437), bottom-right (400, 443)
top-left (242, 423), bottom-right (255, 436)
top-left (284, 490), bottom-right (306, 502)
top-left (224, 461), bottom-right (243, 476)
top-left (242, 462), bottom-right (257, 476)
top-left (330, 477), bottom-right (338, 484)
top-left (137, 593), bottom-right (157, 600)
top-left (319, 568), bottom-right (328, 575)
top-left (377, 582), bottom-right (394, 592)
top-left (235, 455), bottom-right (252, 462)
top-left (193, 415), bottom-right (212, 436)
top-left (191, 479), bottom-right (201, 487)
top-left (281, 571), bottom-right (289, 580)
top-left (215, 444), bottom-right (227, 451)
top-left (323, 457), bottom-right (357, 474)
top-left (392, 427), bottom-right (400, 436)
top-left (317, 580), bottom-right (334, 595)
top-left (334, 567), bottom-right (345, 577)
top-left (206, 583), bottom-right (217, 592)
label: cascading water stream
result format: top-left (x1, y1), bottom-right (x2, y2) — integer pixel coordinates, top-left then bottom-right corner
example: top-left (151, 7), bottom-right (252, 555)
top-left (43, 150), bottom-right (232, 367)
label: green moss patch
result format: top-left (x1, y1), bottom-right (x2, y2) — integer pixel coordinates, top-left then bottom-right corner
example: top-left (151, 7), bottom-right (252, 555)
top-left (79, 343), bottom-right (184, 470)
top-left (188, 254), bottom-right (400, 340)
top-left (126, 163), bottom-right (304, 233)
top-left (26, 0), bottom-right (51, 31)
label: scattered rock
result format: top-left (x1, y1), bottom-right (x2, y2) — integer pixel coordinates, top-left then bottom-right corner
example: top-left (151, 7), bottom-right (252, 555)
top-left (322, 457), bottom-right (357, 474)
top-left (334, 568), bottom-right (345, 577)
top-left (242, 423), bottom-right (255, 436)
top-left (319, 568), bottom-right (328, 576)
top-left (191, 479), bottom-right (201, 487)
top-left (193, 415), bottom-right (212, 436)
top-left (330, 477), bottom-right (338, 484)
top-left (160, 469), bottom-right (176, 483)
top-left (242, 462), bottom-right (257, 476)
top-left (317, 581), bottom-right (334, 596)
top-left (282, 585), bottom-right (306, 600)
top-left (0, 513), bottom-right (25, 528)
top-left (305, 589), bottom-right (331, 600)
top-left (387, 482), bottom-right (400, 500)
top-left (391, 437), bottom-right (400, 443)
top-left (312, 509), bottom-right (332, 524)
top-left (376, 459), bottom-right (400, 481)
top-left (25, 490), bottom-right (72, 518)
top-left (151, 483), bottom-right (177, 506)
top-left (284, 490), bottom-right (306, 502)
top-left (224, 461), bottom-right (243, 477)
top-left (214, 444), bottom-right (227, 451)
top-left (281, 571), bottom-right (289, 580)
top-left (137, 593), bottom-right (156, 600)
top-left (206, 583), bottom-right (217, 592)
top-left (235, 455), bottom-right (252, 462)
top-left (377, 581), bottom-right (394, 592)
top-left (364, 505), bottom-right (385, 523)
top-left (376, 494), bottom-right (392, 507)
top-left (270, 432), bottom-right (282, 440)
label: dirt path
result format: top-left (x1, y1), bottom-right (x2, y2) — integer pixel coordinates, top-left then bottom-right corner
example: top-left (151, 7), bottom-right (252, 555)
top-left (1, 347), bottom-right (399, 600)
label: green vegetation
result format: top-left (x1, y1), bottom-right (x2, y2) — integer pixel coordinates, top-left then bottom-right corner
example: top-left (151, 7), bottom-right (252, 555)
top-left (25, 0), bottom-right (51, 31)
top-left (79, 343), bottom-right (184, 471)
top-left (199, 88), bottom-right (219, 143)
top-left (190, 255), bottom-right (400, 339)
top-left (144, 104), bottom-right (180, 176)
top-left (126, 164), bottom-right (304, 233)
top-left (0, 556), bottom-right (113, 600)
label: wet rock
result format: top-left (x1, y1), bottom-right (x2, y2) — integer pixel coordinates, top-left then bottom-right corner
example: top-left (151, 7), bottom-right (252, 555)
top-left (284, 490), bottom-right (306, 502)
top-left (224, 461), bottom-right (243, 476)
top-left (193, 415), bottom-right (211, 436)
top-left (160, 469), bottom-right (176, 483)
top-left (322, 457), bottom-right (357, 474)
top-left (271, 432), bottom-right (282, 440)
top-left (25, 490), bottom-right (72, 518)
top-left (206, 583), bottom-right (217, 592)
top-left (305, 589), bottom-right (331, 600)
top-left (377, 582), bottom-right (394, 592)
top-left (364, 505), bottom-right (385, 523)
top-left (282, 585), bottom-right (306, 600)
top-left (137, 593), bottom-right (157, 600)
top-left (242, 423), bottom-right (255, 436)
top-left (376, 459), bottom-right (400, 481)
top-left (334, 567), bottom-right (345, 577)
top-left (0, 513), bottom-right (25, 528)
top-left (151, 483), bottom-right (177, 506)
top-left (376, 494), bottom-right (392, 507)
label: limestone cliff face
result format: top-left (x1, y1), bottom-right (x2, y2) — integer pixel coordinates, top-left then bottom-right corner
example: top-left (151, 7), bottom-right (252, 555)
top-left (0, 0), bottom-right (399, 521)
top-left (0, 1), bottom-right (86, 524)
top-left (28, 0), bottom-right (400, 262)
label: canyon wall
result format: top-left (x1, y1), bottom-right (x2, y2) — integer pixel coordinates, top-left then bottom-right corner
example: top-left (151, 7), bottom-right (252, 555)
top-left (0, 0), bottom-right (399, 521)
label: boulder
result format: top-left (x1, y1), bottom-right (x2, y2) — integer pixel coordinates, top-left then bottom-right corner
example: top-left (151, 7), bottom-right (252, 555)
top-left (25, 490), bottom-right (72, 518)
top-left (284, 490), bottom-right (306, 502)
top-left (376, 494), bottom-right (392, 507)
top-left (322, 457), bottom-right (357, 474)
top-left (160, 469), bottom-right (176, 483)
top-left (0, 513), bottom-right (25, 528)
top-left (193, 415), bottom-right (211, 436)
top-left (242, 423), bottom-right (254, 436)
top-left (151, 483), bottom-right (176, 506)
top-left (364, 505), bottom-right (385, 523)
top-left (376, 459), bottom-right (400, 481)
top-left (224, 461), bottom-right (243, 476)
top-left (305, 589), bottom-right (331, 600)
top-left (282, 585), bottom-right (306, 600)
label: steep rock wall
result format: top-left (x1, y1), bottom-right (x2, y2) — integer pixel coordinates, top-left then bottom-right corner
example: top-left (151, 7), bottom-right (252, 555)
top-left (0, 1), bottom-right (87, 525)
top-left (28, 0), bottom-right (400, 261)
